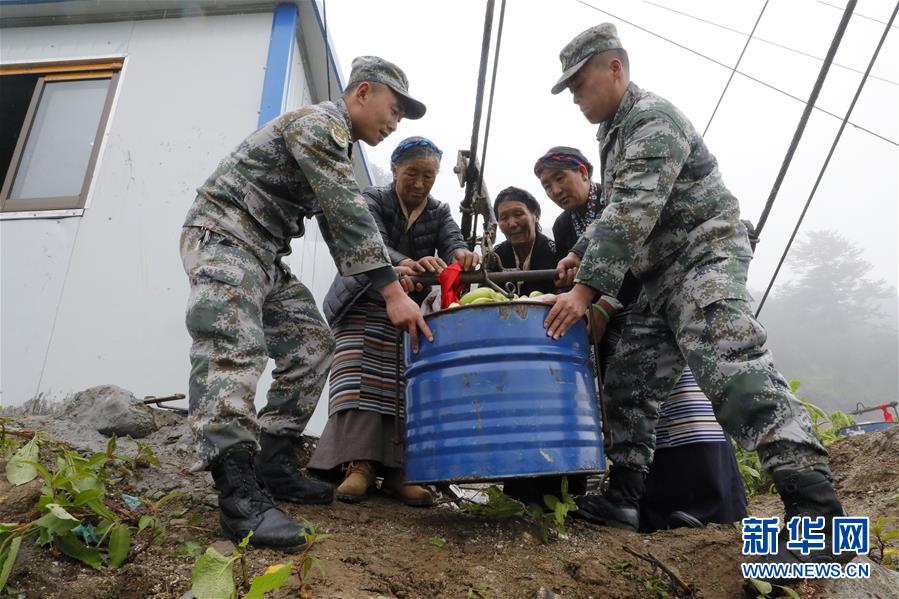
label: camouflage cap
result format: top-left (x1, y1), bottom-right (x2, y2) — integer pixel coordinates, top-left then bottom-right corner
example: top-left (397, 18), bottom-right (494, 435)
top-left (347, 55), bottom-right (426, 120)
top-left (551, 23), bottom-right (623, 95)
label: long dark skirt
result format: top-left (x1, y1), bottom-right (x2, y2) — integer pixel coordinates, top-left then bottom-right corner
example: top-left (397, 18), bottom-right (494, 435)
top-left (639, 440), bottom-right (748, 532)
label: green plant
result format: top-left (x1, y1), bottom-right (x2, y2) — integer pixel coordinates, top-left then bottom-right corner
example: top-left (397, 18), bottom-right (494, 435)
top-left (466, 581), bottom-right (489, 598)
top-left (460, 478), bottom-right (577, 543)
top-left (746, 578), bottom-right (800, 599)
top-left (791, 380), bottom-right (855, 447)
top-left (136, 490), bottom-right (183, 545)
top-left (295, 522), bottom-right (333, 598)
top-left (191, 524), bottom-right (331, 599)
top-left (0, 433), bottom-right (144, 591)
top-left (870, 515), bottom-right (899, 571)
top-left (731, 440), bottom-right (772, 499)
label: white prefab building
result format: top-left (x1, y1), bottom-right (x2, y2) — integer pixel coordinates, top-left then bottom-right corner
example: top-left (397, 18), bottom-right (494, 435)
top-left (0, 0), bottom-right (365, 430)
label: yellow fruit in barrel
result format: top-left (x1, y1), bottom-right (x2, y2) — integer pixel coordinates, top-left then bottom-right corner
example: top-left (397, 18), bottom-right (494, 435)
top-left (470, 297), bottom-right (496, 304)
top-left (529, 291), bottom-right (543, 298)
top-left (459, 287), bottom-right (498, 305)
top-left (447, 302), bottom-right (461, 308)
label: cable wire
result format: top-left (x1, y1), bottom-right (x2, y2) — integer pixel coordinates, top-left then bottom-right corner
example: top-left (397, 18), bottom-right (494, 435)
top-left (817, 0), bottom-right (899, 29)
top-left (754, 0), bottom-right (856, 239)
top-left (754, 0), bottom-right (898, 317)
top-left (476, 0), bottom-right (507, 222)
top-left (644, 0), bottom-right (897, 86)
top-left (703, 0), bottom-right (770, 136)
top-left (575, 0), bottom-right (898, 147)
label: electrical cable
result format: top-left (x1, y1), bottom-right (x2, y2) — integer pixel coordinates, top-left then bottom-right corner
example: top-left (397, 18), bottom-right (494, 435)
top-left (754, 0), bottom-right (898, 317)
top-left (575, 0), bottom-right (898, 147)
top-left (643, 0), bottom-right (897, 86)
top-left (703, 0), bottom-right (770, 136)
top-left (755, 0), bottom-right (856, 239)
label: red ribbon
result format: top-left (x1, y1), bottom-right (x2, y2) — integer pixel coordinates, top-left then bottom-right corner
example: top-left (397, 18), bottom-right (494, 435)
top-left (438, 262), bottom-right (463, 308)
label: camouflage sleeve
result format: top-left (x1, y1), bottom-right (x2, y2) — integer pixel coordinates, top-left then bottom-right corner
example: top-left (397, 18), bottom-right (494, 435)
top-left (575, 111), bottom-right (689, 295)
top-left (283, 114), bottom-right (396, 281)
top-left (571, 234), bottom-right (590, 258)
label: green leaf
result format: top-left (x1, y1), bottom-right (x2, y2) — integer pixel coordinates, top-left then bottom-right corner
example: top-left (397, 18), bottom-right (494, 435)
top-left (543, 495), bottom-right (560, 510)
top-left (881, 530), bottom-right (899, 542)
top-left (774, 584), bottom-right (801, 599)
top-left (138, 515), bottom-right (153, 533)
top-left (5, 438), bottom-right (39, 486)
top-left (428, 536), bottom-right (446, 548)
top-left (237, 531), bottom-right (253, 550)
top-left (73, 488), bottom-right (104, 506)
top-left (0, 536), bottom-right (22, 591)
top-left (242, 562), bottom-right (293, 599)
top-left (156, 491), bottom-right (183, 509)
top-left (107, 524), bottom-right (131, 568)
top-left (58, 534), bottom-right (102, 570)
top-left (459, 486), bottom-right (525, 518)
top-left (177, 540), bottom-right (205, 558)
top-left (191, 547), bottom-right (237, 599)
top-left (748, 578), bottom-right (772, 596)
top-left (34, 504), bottom-right (80, 535)
top-left (86, 499), bottom-right (116, 522)
top-left (106, 434), bottom-right (117, 457)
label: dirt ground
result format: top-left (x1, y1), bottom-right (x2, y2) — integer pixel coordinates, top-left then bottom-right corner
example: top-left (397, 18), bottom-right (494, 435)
top-left (2, 410), bottom-right (898, 599)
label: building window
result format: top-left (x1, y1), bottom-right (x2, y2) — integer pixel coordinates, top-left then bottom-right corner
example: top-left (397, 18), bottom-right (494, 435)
top-left (1, 60), bottom-right (122, 213)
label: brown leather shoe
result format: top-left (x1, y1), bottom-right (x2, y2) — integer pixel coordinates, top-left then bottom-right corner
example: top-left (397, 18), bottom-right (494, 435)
top-left (336, 461), bottom-right (376, 503)
top-left (383, 469), bottom-right (434, 507)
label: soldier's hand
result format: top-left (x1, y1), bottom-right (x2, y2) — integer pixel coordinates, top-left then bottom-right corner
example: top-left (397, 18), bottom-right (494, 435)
top-left (544, 284), bottom-right (596, 340)
top-left (417, 256), bottom-right (447, 275)
top-left (555, 253), bottom-right (580, 287)
top-left (380, 281), bottom-right (433, 353)
top-left (394, 265), bottom-right (422, 294)
top-left (452, 249), bottom-right (481, 271)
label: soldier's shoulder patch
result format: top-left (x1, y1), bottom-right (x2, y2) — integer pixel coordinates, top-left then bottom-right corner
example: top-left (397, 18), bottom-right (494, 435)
top-left (329, 120), bottom-right (349, 148)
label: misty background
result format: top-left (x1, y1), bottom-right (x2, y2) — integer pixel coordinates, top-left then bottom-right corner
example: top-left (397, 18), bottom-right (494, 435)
top-left (328, 0), bottom-right (898, 416)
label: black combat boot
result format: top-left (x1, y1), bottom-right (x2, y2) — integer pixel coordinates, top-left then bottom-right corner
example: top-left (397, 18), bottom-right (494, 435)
top-left (255, 431), bottom-right (334, 504)
top-left (572, 465), bottom-right (644, 531)
top-left (210, 446), bottom-right (308, 550)
top-left (758, 464), bottom-right (854, 577)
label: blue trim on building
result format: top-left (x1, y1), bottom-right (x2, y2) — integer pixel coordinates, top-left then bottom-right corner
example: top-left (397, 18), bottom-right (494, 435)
top-left (258, 3), bottom-right (298, 128)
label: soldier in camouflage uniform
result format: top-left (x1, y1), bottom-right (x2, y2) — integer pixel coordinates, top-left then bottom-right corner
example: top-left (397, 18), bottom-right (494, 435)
top-left (180, 56), bottom-right (432, 549)
top-left (542, 24), bottom-right (851, 571)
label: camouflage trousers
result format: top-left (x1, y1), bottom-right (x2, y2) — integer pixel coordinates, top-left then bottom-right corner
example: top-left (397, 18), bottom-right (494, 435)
top-left (604, 264), bottom-right (826, 475)
top-left (180, 227), bottom-right (335, 469)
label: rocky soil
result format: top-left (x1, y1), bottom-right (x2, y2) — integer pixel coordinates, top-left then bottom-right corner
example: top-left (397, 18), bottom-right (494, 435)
top-left (1, 393), bottom-right (897, 599)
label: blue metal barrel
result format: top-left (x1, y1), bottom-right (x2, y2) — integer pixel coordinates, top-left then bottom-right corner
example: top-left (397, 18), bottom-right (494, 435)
top-left (403, 301), bottom-right (605, 483)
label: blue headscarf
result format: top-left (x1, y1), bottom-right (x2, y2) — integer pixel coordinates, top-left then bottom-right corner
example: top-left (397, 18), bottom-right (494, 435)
top-left (391, 136), bottom-right (443, 165)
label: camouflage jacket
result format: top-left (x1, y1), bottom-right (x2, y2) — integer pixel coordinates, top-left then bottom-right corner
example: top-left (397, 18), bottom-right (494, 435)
top-left (575, 82), bottom-right (752, 311)
top-left (184, 99), bottom-right (395, 286)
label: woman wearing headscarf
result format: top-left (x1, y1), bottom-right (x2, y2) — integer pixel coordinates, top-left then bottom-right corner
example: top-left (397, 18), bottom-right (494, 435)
top-left (491, 186), bottom-right (557, 296)
top-left (309, 136), bottom-right (479, 506)
top-left (534, 146), bottom-right (747, 531)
